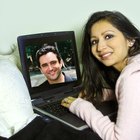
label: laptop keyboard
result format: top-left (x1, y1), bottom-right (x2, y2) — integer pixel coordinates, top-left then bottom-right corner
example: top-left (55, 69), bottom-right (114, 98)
top-left (41, 100), bottom-right (69, 116)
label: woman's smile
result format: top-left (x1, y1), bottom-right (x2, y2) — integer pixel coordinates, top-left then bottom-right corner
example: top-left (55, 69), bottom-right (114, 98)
top-left (99, 52), bottom-right (113, 60)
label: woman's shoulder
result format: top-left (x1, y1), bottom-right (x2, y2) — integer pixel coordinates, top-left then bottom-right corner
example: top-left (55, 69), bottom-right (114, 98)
top-left (116, 54), bottom-right (140, 86)
top-left (128, 54), bottom-right (140, 65)
top-left (116, 54), bottom-right (140, 98)
top-left (122, 54), bottom-right (140, 75)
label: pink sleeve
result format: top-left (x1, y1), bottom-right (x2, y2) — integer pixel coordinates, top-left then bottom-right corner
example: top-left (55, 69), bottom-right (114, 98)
top-left (69, 70), bottom-right (140, 140)
top-left (115, 70), bottom-right (140, 140)
top-left (69, 98), bottom-right (115, 139)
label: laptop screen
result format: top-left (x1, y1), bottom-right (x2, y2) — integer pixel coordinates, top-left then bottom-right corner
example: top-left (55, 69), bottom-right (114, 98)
top-left (17, 31), bottom-right (81, 99)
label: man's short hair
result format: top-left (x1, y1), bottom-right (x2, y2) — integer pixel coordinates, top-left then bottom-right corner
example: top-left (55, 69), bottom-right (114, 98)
top-left (36, 44), bottom-right (61, 67)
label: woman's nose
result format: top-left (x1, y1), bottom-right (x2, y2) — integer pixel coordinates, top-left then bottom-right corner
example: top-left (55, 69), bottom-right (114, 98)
top-left (97, 40), bottom-right (106, 51)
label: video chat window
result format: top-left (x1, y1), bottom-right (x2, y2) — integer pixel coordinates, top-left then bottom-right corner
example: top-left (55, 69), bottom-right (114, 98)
top-left (25, 40), bottom-right (77, 87)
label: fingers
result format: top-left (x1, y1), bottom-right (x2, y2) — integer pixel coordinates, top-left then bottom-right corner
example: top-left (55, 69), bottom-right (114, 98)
top-left (61, 96), bottom-right (76, 108)
top-left (61, 102), bottom-right (70, 108)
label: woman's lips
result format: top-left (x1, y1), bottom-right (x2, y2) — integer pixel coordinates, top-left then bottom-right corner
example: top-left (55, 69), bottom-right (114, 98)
top-left (99, 52), bottom-right (112, 59)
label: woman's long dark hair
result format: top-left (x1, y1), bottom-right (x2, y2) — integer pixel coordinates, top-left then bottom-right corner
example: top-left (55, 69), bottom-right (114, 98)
top-left (81, 11), bottom-right (140, 103)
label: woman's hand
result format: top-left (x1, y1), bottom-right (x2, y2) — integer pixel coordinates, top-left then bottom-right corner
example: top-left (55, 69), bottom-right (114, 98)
top-left (61, 96), bottom-right (76, 108)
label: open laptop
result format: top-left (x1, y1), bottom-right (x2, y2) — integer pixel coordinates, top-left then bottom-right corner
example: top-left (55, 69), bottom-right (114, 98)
top-left (17, 31), bottom-right (89, 130)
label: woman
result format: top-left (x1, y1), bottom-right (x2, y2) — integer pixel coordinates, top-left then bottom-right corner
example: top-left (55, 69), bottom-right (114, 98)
top-left (61, 10), bottom-right (140, 140)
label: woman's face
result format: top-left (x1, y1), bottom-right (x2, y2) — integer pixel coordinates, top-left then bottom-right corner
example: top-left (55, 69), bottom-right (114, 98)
top-left (90, 20), bottom-right (132, 71)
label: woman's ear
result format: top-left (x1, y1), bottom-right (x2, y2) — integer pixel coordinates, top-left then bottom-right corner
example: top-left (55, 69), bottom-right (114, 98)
top-left (128, 39), bottom-right (135, 47)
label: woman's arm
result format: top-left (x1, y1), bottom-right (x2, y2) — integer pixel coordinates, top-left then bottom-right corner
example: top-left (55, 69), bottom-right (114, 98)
top-left (68, 70), bottom-right (140, 140)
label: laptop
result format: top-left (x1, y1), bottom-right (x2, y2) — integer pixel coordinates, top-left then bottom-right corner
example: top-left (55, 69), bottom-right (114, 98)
top-left (17, 31), bottom-right (89, 130)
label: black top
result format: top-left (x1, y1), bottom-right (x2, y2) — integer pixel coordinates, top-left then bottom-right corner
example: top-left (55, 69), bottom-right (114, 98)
top-left (38, 72), bottom-right (76, 89)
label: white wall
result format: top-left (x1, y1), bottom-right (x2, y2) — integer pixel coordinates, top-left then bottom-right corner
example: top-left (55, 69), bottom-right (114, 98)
top-left (0, 0), bottom-right (140, 54)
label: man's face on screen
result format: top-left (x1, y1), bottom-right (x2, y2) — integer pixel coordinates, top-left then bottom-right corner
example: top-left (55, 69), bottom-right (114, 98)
top-left (39, 52), bottom-right (63, 83)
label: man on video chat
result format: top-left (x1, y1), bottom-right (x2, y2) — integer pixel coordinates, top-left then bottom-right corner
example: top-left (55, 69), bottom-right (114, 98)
top-left (36, 44), bottom-right (75, 88)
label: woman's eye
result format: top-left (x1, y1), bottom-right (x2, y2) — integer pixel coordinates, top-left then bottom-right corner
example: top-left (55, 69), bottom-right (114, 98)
top-left (105, 34), bottom-right (113, 40)
top-left (91, 40), bottom-right (98, 46)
